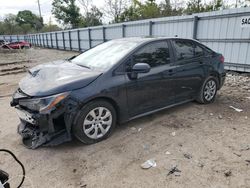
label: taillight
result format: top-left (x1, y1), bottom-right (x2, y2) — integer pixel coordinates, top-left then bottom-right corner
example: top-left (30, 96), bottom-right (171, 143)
top-left (220, 55), bottom-right (225, 63)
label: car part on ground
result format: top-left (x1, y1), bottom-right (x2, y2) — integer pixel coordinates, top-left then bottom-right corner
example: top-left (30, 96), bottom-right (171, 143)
top-left (10, 37), bottom-right (226, 149)
top-left (0, 149), bottom-right (26, 188)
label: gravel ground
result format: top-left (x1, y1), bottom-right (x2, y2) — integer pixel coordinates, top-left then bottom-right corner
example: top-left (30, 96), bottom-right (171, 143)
top-left (0, 48), bottom-right (249, 188)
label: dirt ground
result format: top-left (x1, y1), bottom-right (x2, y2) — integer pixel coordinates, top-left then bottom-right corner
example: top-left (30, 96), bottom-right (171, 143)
top-left (0, 48), bottom-right (249, 188)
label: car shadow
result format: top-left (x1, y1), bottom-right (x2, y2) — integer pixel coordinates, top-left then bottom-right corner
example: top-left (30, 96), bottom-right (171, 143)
top-left (48, 101), bottom-right (196, 151)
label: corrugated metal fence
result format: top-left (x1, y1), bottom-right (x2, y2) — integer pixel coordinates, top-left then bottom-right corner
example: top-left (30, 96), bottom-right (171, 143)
top-left (1, 7), bottom-right (250, 72)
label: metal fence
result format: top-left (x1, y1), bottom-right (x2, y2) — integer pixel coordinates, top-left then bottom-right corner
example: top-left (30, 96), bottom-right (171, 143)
top-left (1, 7), bottom-right (250, 72)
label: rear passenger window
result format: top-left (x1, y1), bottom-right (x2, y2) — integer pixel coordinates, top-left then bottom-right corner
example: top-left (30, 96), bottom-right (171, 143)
top-left (133, 41), bottom-right (170, 68)
top-left (172, 40), bottom-right (204, 60)
top-left (194, 45), bottom-right (204, 57)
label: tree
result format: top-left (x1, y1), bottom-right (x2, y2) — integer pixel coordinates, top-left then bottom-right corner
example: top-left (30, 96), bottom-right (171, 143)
top-left (16, 10), bottom-right (43, 31)
top-left (82, 6), bottom-right (103, 27)
top-left (138, 0), bottom-right (162, 19)
top-left (160, 0), bottom-right (183, 16)
top-left (119, 0), bottom-right (164, 22)
top-left (78, 0), bottom-right (103, 27)
top-left (103, 0), bottom-right (128, 23)
top-left (52, 0), bottom-right (82, 28)
top-left (3, 14), bottom-right (17, 34)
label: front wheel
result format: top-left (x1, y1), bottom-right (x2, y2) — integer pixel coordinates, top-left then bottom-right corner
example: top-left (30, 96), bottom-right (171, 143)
top-left (196, 76), bottom-right (218, 104)
top-left (73, 100), bottom-right (117, 144)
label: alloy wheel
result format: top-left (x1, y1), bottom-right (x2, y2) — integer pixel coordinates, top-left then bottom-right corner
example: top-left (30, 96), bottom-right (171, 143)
top-left (83, 107), bottom-right (112, 139)
top-left (204, 80), bottom-right (216, 101)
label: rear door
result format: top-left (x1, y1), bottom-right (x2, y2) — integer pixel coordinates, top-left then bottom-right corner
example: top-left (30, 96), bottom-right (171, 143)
top-left (170, 39), bottom-right (207, 102)
top-left (126, 40), bottom-right (175, 117)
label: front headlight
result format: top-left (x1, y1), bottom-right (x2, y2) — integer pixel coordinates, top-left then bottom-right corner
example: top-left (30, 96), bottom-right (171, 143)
top-left (19, 92), bottom-right (70, 114)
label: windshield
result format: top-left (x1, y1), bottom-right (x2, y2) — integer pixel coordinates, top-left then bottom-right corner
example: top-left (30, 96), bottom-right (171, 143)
top-left (71, 40), bottom-right (139, 70)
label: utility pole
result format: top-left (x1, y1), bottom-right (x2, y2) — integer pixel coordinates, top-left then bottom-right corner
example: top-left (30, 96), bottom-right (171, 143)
top-left (37, 0), bottom-right (42, 18)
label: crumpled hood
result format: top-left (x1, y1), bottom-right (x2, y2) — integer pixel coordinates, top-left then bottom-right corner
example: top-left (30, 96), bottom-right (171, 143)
top-left (19, 60), bottom-right (102, 97)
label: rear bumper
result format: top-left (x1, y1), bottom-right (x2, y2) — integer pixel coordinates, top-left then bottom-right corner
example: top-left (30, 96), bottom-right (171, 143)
top-left (15, 106), bottom-right (72, 149)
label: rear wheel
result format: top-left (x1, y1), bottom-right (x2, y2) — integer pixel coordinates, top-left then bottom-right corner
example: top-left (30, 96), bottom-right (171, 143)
top-left (73, 100), bottom-right (117, 144)
top-left (196, 76), bottom-right (218, 104)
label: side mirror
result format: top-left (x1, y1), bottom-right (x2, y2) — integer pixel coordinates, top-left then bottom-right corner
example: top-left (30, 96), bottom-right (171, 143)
top-left (132, 63), bottom-right (151, 74)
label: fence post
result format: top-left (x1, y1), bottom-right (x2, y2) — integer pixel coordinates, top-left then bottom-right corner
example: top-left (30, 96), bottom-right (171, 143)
top-left (122, 24), bottom-right (125, 37)
top-left (50, 33), bottom-right (53, 48)
top-left (42, 34), bottom-right (45, 47)
top-left (77, 29), bottom-right (81, 51)
top-left (88, 28), bottom-right (91, 49)
top-left (10, 35), bottom-right (12, 42)
top-left (55, 32), bottom-right (59, 49)
top-left (62, 31), bottom-right (65, 50)
top-left (69, 30), bottom-right (72, 50)
top-left (39, 34), bottom-right (42, 46)
top-left (17, 35), bottom-right (19, 42)
top-left (149, 21), bottom-right (153, 36)
top-left (102, 27), bottom-right (106, 42)
top-left (193, 16), bottom-right (199, 40)
top-left (46, 34), bottom-right (48, 47)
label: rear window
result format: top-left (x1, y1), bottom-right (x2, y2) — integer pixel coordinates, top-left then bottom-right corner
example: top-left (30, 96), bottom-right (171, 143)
top-left (172, 40), bottom-right (205, 60)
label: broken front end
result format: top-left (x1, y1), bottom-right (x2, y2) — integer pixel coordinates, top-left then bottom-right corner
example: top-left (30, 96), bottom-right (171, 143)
top-left (10, 88), bottom-right (78, 149)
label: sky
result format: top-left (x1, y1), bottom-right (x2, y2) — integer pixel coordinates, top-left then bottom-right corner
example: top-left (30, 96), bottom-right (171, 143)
top-left (0, 0), bottom-right (243, 24)
top-left (0, 0), bottom-right (105, 24)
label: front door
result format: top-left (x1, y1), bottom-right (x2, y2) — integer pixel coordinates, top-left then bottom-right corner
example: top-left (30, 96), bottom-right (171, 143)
top-left (125, 40), bottom-right (175, 117)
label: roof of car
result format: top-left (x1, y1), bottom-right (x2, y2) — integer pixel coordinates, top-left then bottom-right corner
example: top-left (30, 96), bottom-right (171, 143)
top-left (113, 37), bottom-right (198, 43)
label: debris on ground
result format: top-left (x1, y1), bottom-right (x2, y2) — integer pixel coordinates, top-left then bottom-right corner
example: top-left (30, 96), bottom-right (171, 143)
top-left (141, 159), bottom-right (157, 169)
top-left (224, 170), bottom-right (232, 177)
top-left (165, 151), bottom-right (171, 155)
top-left (183, 153), bottom-right (192, 159)
top-left (218, 115), bottom-right (223, 119)
top-left (229, 106), bottom-right (243, 112)
top-left (245, 160), bottom-right (250, 164)
top-left (131, 127), bottom-right (136, 131)
top-left (167, 165), bottom-right (181, 176)
top-left (240, 145), bottom-right (250, 151)
top-left (171, 132), bottom-right (176, 136)
top-left (131, 127), bottom-right (142, 132)
top-left (209, 113), bottom-right (214, 116)
top-left (142, 144), bottom-right (150, 151)
top-left (233, 152), bottom-right (242, 157)
top-left (197, 161), bottom-right (204, 168)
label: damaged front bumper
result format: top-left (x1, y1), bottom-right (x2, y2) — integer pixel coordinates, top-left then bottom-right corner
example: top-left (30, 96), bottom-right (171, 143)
top-left (11, 90), bottom-right (78, 149)
top-left (16, 106), bottom-right (71, 149)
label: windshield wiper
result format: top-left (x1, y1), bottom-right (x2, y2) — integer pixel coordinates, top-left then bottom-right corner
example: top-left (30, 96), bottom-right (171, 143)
top-left (75, 63), bottom-right (91, 69)
top-left (66, 59), bottom-right (91, 69)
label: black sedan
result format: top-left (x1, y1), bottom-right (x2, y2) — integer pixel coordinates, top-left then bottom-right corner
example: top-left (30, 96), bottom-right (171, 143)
top-left (10, 37), bottom-right (226, 149)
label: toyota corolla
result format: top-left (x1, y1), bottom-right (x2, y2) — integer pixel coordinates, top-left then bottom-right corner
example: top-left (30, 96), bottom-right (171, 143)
top-left (10, 37), bottom-right (226, 149)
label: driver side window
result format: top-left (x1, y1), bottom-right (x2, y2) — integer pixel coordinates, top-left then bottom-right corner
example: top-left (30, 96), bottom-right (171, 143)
top-left (132, 41), bottom-right (170, 68)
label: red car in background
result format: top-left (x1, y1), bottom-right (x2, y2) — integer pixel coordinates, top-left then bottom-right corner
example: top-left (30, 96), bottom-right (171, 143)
top-left (2, 41), bottom-right (31, 49)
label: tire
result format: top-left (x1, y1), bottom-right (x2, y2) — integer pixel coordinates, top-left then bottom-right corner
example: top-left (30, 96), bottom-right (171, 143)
top-left (196, 76), bottom-right (218, 104)
top-left (73, 100), bottom-right (117, 144)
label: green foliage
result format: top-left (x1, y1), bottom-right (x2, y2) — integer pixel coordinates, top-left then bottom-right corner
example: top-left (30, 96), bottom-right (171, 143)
top-left (52, 0), bottom-right (82, 28)
top-left (80, 6), bottom-right (103, 27)
top-left (41, 24), bottom-right (61, 32)
top-left (185, 0), bottom-right (224, 14)
top-left (0, 12), bottom-right (60, 35)
top-left (16, 10), bottom-right (43, 31)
